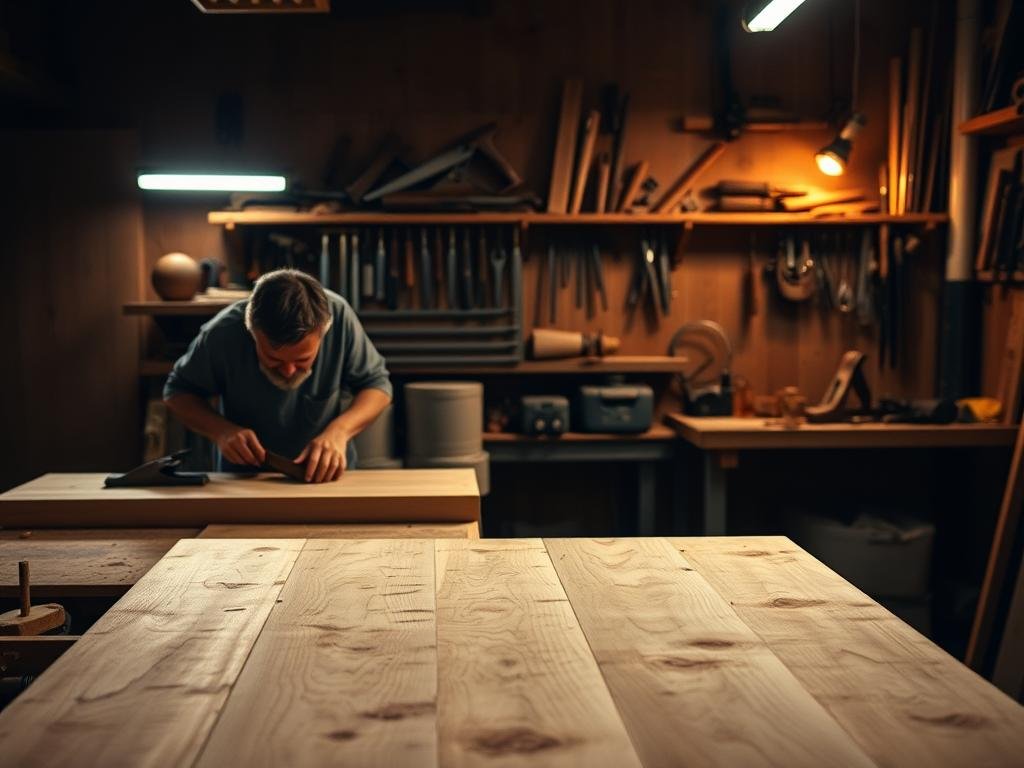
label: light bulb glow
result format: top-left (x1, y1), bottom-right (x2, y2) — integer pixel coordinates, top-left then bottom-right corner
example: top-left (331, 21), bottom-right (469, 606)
top-left (137, 173), bottom-right (287, 192)
top-left (744, 0), bottom-right (808, 32)
top-left (815, 152), bottom-right (845, 177)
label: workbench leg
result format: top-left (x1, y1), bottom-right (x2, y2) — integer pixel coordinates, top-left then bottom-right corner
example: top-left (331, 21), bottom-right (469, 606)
top-left (637, 463), bottom-right (656, 536)
top-left (703, 452), bottom-right (728, 535)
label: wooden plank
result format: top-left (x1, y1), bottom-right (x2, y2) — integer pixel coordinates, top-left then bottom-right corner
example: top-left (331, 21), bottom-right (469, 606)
top-left (0, 528), bottom-right (199, 541)
top-left (653, 141), bottom-right (727, 214)
top-left (196, 539), bottom-right (438, 768)
top-left (547, 79), bottom-right (583, 214)
top-left (675, 536), bottom-right (1024, 766)
top-left (996, 291), bottom-right (1024, 424)
top-left (959, 106), bottom-right (1024, 136)
top-left (992, 558), bottom-right (1024, 699)
top-left (0, 535), bottom-right (195, 597)
top-left (0, 538), bottom-right (303, 767)
top-left (617, 161), bottom-right (648, 212)
top-left (546, 538), bottom-right (876, 768)
top-left (967, 416), bottom-right (1024, 668)
top-left (434, 539), bottom-right (642, 767)
top-left (0, 636), bottom-right (78, 677)
top-left (665, 415), bottom-right (1019, 451)
top-left (199, 521), bottom-right (479, 539)
top-left (570, 110), bottom-right (600, 215)
top-left (888, 57), bottom-right (902, 215)
top-left (0, 469), bottom-right (480, 527)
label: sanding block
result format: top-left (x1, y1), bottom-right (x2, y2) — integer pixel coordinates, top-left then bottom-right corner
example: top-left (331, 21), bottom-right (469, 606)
top-left (263, 451), bottom-right (309, 482)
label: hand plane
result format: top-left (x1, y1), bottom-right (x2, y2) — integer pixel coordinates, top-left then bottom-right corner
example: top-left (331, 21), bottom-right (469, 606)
top-left (104, 450), bottom-right (209, 488)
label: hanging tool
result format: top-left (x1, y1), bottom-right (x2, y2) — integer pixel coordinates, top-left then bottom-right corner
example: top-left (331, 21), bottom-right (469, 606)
top-left (362, 230), bottom-right (375, 300)
top-left (387, 229), bottom-right (400, 310)
top-left (548, 242), bottom-right (558, 323)
top-left (590, 243), bottom-right (608, 312)
top-left (337, 231), bottom-right (348, 300)
top-left (627, 237), bottom-right (662, 317)
top-left (434, 227), bottom-right (444, 308)
top-left (835, 232), bottom-right (854, 314)
top-left (575, 240), bottom-right (585, 310)
top-left (511, 227), bottom-right (523, 319)
top-left (374, 228), bottom-right (386, 301)
top-left (461, 227), bottom-right (474, 309)
top-left (319, 233), bottom-right (330, 287)
top-left (855, 228), bottom-right (874, 326)
top-left (404, 227), bottom-right (415, 291)
top-left (446, 227), bottom-right (458, 310)
top-left (419, 228), bottom-right (434, 309)
top-left (350, 230), bottom-right (361, 311)
top-left (656, 233), bottom-right (672, 314)
top-left (491, 227), bottom-right (508, 307)
top-left (775, 235), bottom-right (816, 302)
top-left (477, 227), bottom-right (488, 307)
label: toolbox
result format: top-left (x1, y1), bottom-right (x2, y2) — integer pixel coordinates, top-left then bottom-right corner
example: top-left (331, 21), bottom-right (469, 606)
top-left (575, 383), bottom-right (653, 433)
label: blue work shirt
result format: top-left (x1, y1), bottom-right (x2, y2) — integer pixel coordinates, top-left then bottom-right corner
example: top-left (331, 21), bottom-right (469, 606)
top-left (163, 291), bottom-right (391, 471)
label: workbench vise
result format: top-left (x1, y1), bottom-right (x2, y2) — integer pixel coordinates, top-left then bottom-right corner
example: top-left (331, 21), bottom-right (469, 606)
top-left (104, 449), bottom-right (209, 488)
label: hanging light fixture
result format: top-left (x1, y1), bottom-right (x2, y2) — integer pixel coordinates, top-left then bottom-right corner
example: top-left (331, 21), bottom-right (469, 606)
top-left (137, 173), bottom-right (287, 192)
top-left (815, 0), bottom-right (865, 176)
top-left (742, 0), bottom-right (809, 32)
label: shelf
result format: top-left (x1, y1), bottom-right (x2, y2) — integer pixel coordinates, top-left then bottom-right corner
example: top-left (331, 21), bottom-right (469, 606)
top-left (208, 210), bottom-right (949, 228)
top-left (959, 106), bottom-right (1024, 136)
top-left (138, 355), bottom-right (683, 377)
top-left (483, 424), bottom-right (676, 442)
top-left (390, 356), bottom-right (687, 375)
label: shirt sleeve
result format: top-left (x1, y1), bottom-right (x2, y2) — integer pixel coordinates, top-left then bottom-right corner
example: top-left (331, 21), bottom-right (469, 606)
top-left (163, 323), bottom-right (225, 400)
top-left (340, 302), bottom-right (393, 399)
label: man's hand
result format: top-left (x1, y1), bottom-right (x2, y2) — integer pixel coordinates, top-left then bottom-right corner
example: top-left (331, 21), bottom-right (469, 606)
top-left (216, 425), bottom-right (267, 468)
top-left (295, 428), bottom-right (348, 483)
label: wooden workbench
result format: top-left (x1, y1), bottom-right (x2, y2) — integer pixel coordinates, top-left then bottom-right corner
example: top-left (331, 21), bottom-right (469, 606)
top-left (0, 469), bottom-right (480, 527)
top-left (665, 415), bottom-right (1019, 534)
top-left (0, 536), bottom-right (1020, 767)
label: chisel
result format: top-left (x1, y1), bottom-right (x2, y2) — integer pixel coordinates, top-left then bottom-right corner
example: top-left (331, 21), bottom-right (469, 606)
top-left (434, 227), bottom-right (444, 308)
top-left (319, 233), bottom-right (330, 287)
top-left (404, 227), bottom-right (415, 290)
top-left (419, 228), bottom-right (434, 309)
top-left (547, 243), bottom-right (558, 322)
top-left (590, 243), bottom-right (608, 311)
top-left (387, 229), bottom-right (400, 310)
top-left (511, 227), bottom-right (523, 317)
top-left (362, 230), bottom-right (375, 299)
top-left (657, 234), bottom-right (671, 314)
top-left (446, 228), bottom-right (458, 310)
top-left (461, 227), bottom-right (474, 309)
top-left (490, 228), bottom-right (507, 308)
top-left (337, 232), bottom-right (348, 299)
top-left (374, 228), bottom-right (386, 301)
top-left (350, 230), bottom-right (361, 312)
top-left (478, 227), bottom-right (489, 307)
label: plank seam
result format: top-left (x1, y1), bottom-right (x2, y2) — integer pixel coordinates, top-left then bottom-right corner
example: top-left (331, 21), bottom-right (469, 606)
top-left (540, 537), bottom-right (648, 767)
top-left (667, 539), bottom-right (883, 767)
top-left (188, 538), bottom-right (309, 768)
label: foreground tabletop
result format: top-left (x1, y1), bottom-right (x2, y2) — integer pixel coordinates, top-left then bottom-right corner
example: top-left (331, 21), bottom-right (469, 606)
top-left (0, 469), bottom-right (480, 527)
top-left (1, 537), bottom-right (1021, 767)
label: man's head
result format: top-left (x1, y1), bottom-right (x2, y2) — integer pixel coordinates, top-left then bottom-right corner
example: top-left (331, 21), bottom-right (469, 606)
top-left (245, 269), bottom-right (332, 391)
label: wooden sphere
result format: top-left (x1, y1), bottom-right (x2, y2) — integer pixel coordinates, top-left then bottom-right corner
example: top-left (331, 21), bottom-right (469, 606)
top-left (152, 252), bottom-right (201, 301)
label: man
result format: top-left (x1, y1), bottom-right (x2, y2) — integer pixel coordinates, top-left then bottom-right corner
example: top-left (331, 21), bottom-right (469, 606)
top-left (164, 268), bottom-right (391, 483)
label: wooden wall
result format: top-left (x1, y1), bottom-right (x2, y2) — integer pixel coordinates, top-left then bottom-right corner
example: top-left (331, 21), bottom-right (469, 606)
top-left (0, 132), bottom-right (143, 491)
top-left (5, 0), bottom-right (946, 404)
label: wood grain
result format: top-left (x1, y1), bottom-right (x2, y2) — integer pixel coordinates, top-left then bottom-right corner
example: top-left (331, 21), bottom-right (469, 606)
top-left (0, 538), bottom-right (303, 767)
top-left (546, 537), bottom-right (875, 768)
top-left (434, 538), bottom-right (642, 767)
top-left (196, 539), bottom-right (438, 768)
top-left (199, 522), bottom-right (479, 539)
top-left (0, 469), bottom-right (481, 527)
top-left (665, 415), bottom-right (1018, 451)
top-left (0, 535), bottom-right (195, 597)
top-left (675, 536), bottom-right (1024, 767)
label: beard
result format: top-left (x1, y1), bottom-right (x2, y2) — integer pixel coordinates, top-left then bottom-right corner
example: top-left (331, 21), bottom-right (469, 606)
top-left (259, 361), bottom-right (313, 391)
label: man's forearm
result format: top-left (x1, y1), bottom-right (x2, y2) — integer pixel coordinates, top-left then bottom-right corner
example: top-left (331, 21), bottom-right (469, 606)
top-left (325, 388), bottom-right (392, 440)
top-left (164, 393), bottom-right (236, 443)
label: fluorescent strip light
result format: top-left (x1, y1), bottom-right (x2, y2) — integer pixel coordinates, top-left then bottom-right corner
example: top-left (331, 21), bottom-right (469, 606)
top-left (744, 0), bottom-right (808, 32)
top-left (137, 173), bottom-right (286, 192)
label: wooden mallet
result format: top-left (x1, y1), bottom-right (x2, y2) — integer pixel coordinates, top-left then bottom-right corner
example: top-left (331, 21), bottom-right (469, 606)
top-left (0, 561), bottom-right (66, 636)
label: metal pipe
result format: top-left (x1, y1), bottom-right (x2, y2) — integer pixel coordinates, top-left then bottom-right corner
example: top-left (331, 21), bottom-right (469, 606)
top-left (19, 561), bottom-right (30, 617)
top-left (946, 0), bottom-right (979, 282)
